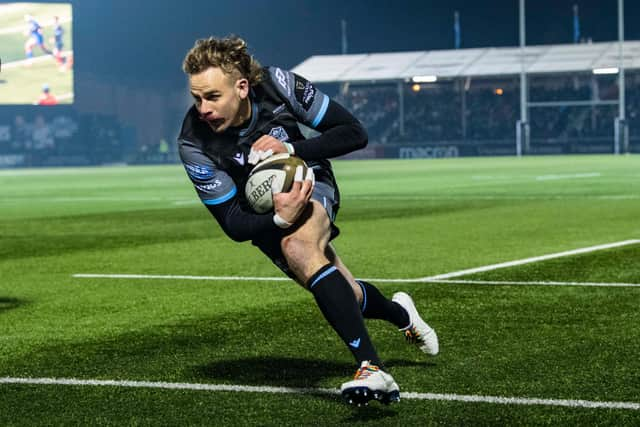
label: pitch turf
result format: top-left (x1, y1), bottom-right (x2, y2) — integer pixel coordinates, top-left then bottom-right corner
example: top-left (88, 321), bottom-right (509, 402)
top-left (1, 155), bottom-right (639, 425)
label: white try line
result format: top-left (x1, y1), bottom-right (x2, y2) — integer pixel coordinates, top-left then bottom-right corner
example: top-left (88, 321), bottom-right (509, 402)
top-left (73, 239), bottom-right (640, 288)
top-left (535, 172), bottom-right (601, 181)
top-left (431, 279), bottom-right (640, 288)
top-left (0, 377), bottom-right (637, 411)
top-left (71, 274), bottom-right (640, 288)
top-left (422, 239), bottom-right (640, 280)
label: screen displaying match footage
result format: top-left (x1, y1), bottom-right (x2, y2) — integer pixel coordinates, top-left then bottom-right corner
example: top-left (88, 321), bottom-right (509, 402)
top-left (0, 2), bottom-right (73, 105)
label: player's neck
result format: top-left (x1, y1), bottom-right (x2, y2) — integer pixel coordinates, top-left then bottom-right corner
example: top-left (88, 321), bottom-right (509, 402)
top-left (234, 98), bottom-right (252, 127)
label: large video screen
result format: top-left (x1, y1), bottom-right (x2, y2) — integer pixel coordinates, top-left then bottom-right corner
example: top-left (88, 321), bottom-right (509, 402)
top-left (0, 2), bottom-right (73, 105)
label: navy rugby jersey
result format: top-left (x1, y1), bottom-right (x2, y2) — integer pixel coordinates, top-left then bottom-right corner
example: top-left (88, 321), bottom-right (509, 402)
top-left (177, 66), bottom-right (367, 242)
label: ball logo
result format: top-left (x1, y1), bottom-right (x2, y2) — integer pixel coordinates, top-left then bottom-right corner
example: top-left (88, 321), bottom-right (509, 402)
top-left (247, 174), bottom-right (276, 205)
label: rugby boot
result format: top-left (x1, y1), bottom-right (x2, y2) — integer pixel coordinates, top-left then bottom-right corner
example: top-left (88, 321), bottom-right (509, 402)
top-left (392, 292), bottom-right (439, 355)
top-left (340, 361), bottom-right (400, 406)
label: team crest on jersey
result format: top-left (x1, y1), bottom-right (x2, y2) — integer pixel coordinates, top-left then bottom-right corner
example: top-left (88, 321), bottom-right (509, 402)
top-left (268, 126), bottom-right (289, 142)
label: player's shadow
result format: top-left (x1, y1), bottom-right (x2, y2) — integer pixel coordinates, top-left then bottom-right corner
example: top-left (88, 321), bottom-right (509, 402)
top-left (0, 297), bottom-right (22, 312)
top-left (198, 356), bottom-right (428, 387)
top-left (197, 356), bottom-right (351, 388)
top-left (198, 357), bottom-right (415, 419)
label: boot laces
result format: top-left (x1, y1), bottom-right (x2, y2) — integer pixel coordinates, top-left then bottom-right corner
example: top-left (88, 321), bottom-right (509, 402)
top-left (353, 363), bottom-right (380, 380)
top-left (404, 326), bottom-right (421, 344)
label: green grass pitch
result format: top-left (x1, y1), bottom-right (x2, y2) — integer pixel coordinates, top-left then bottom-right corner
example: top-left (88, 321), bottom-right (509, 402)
top-left (1, 155), bottom-right (639, 425)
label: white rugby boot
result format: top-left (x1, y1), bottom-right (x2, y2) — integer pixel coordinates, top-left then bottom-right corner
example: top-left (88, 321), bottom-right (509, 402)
top-left (392, 292), bottom-right (439, 355)
top-left (340, 360), bottom-right (400, 406)
top-left (340, 361), bottom-right (400, 406)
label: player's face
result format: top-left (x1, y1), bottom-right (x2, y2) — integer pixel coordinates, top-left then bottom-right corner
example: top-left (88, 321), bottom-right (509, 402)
top-left (189, 67), bottom-right (250, 133)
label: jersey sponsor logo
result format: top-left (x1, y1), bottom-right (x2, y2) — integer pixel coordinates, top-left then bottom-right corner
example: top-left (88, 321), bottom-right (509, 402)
top-left (184, 163), bottom-right (214, 181)
top-left (294, 78), bottom-right (316, 111)
top-left (195, 179), bottom-right (223, 193)
top-left (274, 68), bottom-right (290, 95)
top-left (232, 152), bottom-right (245, 165)
top-left (268, 126), bottom-right (289, 142)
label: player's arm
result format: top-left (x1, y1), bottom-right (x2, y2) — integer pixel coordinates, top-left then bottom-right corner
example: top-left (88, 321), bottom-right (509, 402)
top-left (206, 198), bottom-right (278, 242)
top-left (178, 141), bottom-right (279, 241)
top-left (179, 141), bottom-right (308, 241)
top-left (210, 165), bottom-right (313, 238)
top-left (263, 67), bottom-right (367, 161)
top-left (291, 99), bottom-right (367, 160)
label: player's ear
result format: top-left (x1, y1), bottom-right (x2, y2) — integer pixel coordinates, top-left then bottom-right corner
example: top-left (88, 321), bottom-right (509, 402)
top-left (235, 78), bottom-right (249, 99)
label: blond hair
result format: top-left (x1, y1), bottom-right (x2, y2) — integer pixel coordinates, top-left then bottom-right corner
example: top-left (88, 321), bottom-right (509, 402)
top-left (182, 36), bottom-right (263, 85)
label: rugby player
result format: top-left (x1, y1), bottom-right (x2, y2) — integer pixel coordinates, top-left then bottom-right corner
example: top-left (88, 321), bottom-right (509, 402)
top-left (178, 36), bottom-right (438, 406)
top-left (24, 15), bottom-right (52, 62)
top-left (50, 16), bottom-right (65, 67)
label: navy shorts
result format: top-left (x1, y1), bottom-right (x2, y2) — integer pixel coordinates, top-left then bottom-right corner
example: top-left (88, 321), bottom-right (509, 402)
top-left (251, 179), bottom-right (340, 280)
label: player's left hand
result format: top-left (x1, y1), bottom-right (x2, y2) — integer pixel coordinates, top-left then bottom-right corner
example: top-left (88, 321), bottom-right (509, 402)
top-left (248, 135), bottom-right (289, 164)
top-left (272, 166), bottom-right (314, 225)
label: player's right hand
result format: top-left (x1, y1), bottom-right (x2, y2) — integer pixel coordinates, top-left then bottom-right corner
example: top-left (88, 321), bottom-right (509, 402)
top-left (272, 166), bottom-right (314, 225)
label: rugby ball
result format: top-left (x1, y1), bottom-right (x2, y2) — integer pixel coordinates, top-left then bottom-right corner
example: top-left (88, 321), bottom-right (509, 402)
top-left (244, 153), bottom-right (308, 213)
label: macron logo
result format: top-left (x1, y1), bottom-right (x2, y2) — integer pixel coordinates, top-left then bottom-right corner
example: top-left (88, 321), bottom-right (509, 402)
top-left (232, 152), bottom-right (245, 166)
top-left (349, 338), bottom-right (361, 349)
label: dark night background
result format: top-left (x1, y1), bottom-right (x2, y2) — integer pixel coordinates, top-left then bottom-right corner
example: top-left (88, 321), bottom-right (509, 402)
top-left (1, 0), bottom-right (638, 154)
top-left (70, 0), bottom-right (638, 87)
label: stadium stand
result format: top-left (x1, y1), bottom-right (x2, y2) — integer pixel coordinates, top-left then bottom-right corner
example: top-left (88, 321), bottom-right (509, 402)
top-left (296, 41), bottom-right (640, 157)
top-left (1, 42), bottom-right (639, 166)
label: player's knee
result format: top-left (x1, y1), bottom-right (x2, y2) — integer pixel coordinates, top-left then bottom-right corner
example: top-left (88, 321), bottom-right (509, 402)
top-left (281, 235), bottom-right (327, 283)
top-left (281, 235), bottom-right (313, 264)
top-left (280, 201), bottom-right (333, 282)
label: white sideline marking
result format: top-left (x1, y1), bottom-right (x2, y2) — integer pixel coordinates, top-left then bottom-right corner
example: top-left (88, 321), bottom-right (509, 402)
top-left (0, 377), bottom-right (638, 410)
top-left (72, 274), bottom-right (640, 288)
top-left (430, 279), bottom-right (640, 288)
top-left (73, 239), bottom-right (640, 288)
top-left (349, 194), bottom-right (640, 201)
top-left (423, 240), bottom-right (640, 280)
top-left (536, 172), bottom-right (601, 181)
